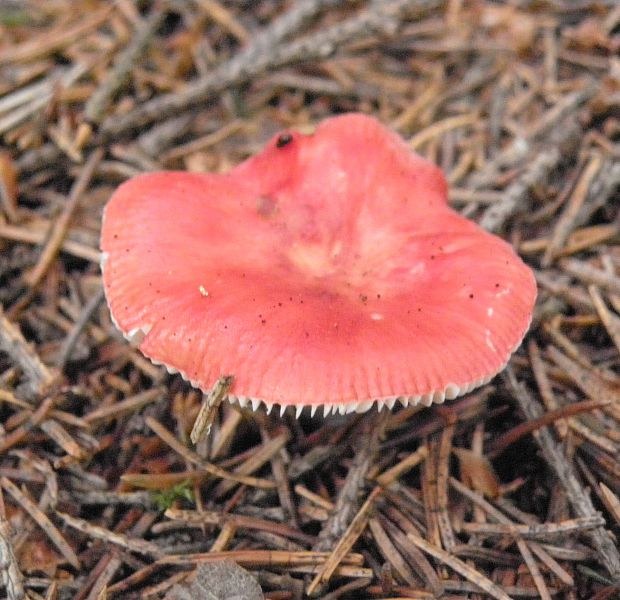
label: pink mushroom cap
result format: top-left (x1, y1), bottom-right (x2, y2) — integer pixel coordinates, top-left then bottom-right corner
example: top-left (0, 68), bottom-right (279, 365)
top-left (101, 113), bottom-right (536, 416)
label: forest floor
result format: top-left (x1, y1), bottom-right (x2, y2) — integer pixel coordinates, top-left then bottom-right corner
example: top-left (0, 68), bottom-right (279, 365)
top-left (1, 1), bottom-right (620, 599)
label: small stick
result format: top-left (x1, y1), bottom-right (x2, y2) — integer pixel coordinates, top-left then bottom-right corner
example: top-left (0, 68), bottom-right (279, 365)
top-left (306, 487), bottom-right (381, 596)
top-left (56, 285), bottom-right (106, 370)
top-left (262, 424), bottom-right (299, 527)
top-left (214, 432), bottom-right (289, 497)
top-left (209, 407), bottom-right (243, 459)
top-left (467, 83), bottom-right (596, 190)
top-left (158, 549), bottom-right (364, 567)
top-left (547, 345), bottom-right (618, 405)
top-left (85, 7), bottom-right (165, 126)
top-left (529, 542), bottom-right (575, 587)
top-left (295, 485), bottom-right (334, 511)
top-left (599, 484), bottom-right (620, 528)
top-left (164, 508), bottom-right (314, 545)
top-left (0, 8), bottom-right (113, 64)
top-left (405, 531), bottom-right (512, 600)
top-left (368, 517), bottom-right (418, 587)
top-left (145, 416), bottom-right (275, 490)
top-left (39, 419), bottom-right (88, 460)
top-left (196, 0), bottom-right (250, 44)
top-left (487, 398), bottom-right (610, 458)
top-left (560, 258), bottom-right (620, 297)
top-left (313, 411), bottom-right (388, 552)
top-left (0, 308), bottom-right (57, 398)
top-left (421, 440), bottom-right (441, 548)
top-left (374, 445), bottom-right (428, 486)
top-left (0, 487), bottom-right (25, 600)
top-left (408, 113), bottom-right (478, 150)
top-left (589, 285), bottom-right (620, 356)
top-left (0, 477), bottom-right (80, 569)
top-left (461, 516), bottom-right (606, 540)
top-left (84, 388), bottom-right (164, 424)
top-left (479, 119), bottom-right (580, 232)
top-left (25, 148), bottom-right (103, 289)
top-left (0, 220), bottom-right (101, 263)
top-left (379, 516), bottom-right (444, 596)
top-left (542, 152), bottom-right (603, 266)
top-left (514, 539), bottom-right (552, 600)
top-left (56, 511), bottom-right (163, 559)
top-left (161, 120), bottom-right (246, 163)
top-left (190, 375), bottom-right (233, 445)
top-left (0, 396), bottom-right (55, 454)
top-left (435, 422), bottom-right (456, 551)
top-left (450, 478), bottom-right (573, 591)
top-left (505, 367), bottom-right (620, 579)
top-left (100, 0), bottom-right (439, 138)
top-left (0, 151), bottom-right (18, 222)
top-left (528, 339), bottom-right (568, 437)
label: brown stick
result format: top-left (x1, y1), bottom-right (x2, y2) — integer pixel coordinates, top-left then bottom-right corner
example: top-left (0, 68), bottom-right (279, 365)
top-left (504, 367), bottom-right (620, 579)
top-left (0, 309), bottom-right (58, 399)
top-left (25, 148), bottom-right (103, 289)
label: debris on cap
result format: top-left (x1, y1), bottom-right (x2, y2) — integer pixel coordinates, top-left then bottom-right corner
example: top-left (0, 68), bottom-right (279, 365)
top-left (101, 113), bottom-right (537, 416)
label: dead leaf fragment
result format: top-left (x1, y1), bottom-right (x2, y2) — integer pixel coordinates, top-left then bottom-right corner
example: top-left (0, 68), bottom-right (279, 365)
top-left (454, 448), bottom-right (500, 498)
top-left (0, 150), bottom-right (18, 221)
top-left (16, 538), bottom-right (62, 577)
top-left (478, 5), bottom-right (536, 53)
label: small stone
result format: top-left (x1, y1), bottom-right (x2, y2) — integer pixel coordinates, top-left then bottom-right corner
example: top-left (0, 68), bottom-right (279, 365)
top-left (167, 561), bottom-right (264, 600)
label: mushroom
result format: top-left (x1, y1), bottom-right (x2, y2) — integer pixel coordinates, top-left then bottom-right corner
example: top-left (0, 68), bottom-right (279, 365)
top-left (101, 113), bottom-right (536, 417)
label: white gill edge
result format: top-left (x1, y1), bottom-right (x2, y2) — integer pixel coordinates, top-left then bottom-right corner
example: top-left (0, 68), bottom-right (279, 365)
top-left (107, 339), bottom-right (506, 419)
top-left (103, 271), bottom-right (532, 419)
top-left (108, 343), bottom-right (520, 420)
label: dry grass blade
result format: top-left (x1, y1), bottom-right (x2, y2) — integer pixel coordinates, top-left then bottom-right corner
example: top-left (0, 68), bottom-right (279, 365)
top-left (213, 431), bottom-right (289, 496)
top-left (0, 8), bottom-right (113, 64)
top-left (542, 152), bottom-right (603, 266)
top-left (405, 531), bottom-right (512, 600)
top-left (145, 416), bottom-right (275, 490)
top-left (461, 515), bottom-right (606, 539)
top-left (84, 388), bottom-right (164, 423)
top-left (487, 398), bottom-right (610, 457)
top-left (375, 446), bottom-right (428, 486)
top-left (599, 484), bottom-right (620, 528)
top-left (547, 346), bottom-right (620, 404)
top-left (368, 517), bottom-right (418, 587)
top-left (307, 487), bottom-right (381, 596)
top-left (158, 549), bottom-right (364, 567)
top-left (164, 507), bottom-right (314, 544)
top-left (589, 286), bottom-right (620, 356)
top-left (56, 511), bottom-right (163, 558)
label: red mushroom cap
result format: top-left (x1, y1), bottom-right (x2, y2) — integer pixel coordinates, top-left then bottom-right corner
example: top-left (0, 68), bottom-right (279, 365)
top-left (101, 113), bottom-right (536, 416)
